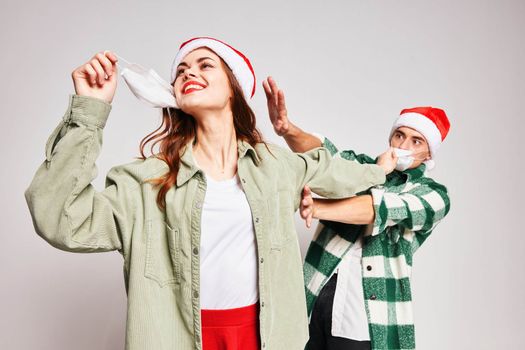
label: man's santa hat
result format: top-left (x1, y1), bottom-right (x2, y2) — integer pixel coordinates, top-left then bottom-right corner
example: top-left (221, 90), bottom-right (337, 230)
top-left (171, 37), bottom-right (256, 100)
top-left (390, 106), bottom-right (450, 169)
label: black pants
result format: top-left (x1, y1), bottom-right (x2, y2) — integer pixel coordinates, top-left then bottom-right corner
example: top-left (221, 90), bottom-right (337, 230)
top-left (305, 274), bottom-right (371, 350)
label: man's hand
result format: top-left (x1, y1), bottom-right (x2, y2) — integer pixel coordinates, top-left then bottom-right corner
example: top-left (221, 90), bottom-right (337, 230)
top-left (262, 76), bottom-right (321, 152)
top-left (263, 76), bottom-right (290, 136)
top-left (300, 185), bottom-right (315, 228)
top-left (377, 148), bottom-right (398, 175)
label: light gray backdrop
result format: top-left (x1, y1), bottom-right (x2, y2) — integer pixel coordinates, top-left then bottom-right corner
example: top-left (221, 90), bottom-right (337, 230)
top-left (1, 0), bottom-right (523, 349)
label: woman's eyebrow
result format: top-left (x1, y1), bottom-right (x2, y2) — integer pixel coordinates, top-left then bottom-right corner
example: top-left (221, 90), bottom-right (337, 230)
top-left (178, 56), bottom-right (216, 69)
top-left (196, 56), bottom-right (216, 63)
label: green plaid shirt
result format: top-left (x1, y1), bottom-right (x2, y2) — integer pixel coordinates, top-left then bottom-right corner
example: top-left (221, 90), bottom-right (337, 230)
top-left (303, 137), bottom-right (451, 350)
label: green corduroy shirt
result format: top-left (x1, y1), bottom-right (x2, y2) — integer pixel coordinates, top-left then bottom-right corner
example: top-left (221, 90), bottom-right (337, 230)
top-left (25, 95), bottom-right (386, 350)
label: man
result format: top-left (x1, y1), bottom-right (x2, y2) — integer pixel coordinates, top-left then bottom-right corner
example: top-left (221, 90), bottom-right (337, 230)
top-left (263, 77), bottom-right (451, 350)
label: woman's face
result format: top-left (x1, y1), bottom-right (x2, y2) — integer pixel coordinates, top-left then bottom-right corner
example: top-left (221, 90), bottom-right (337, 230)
top-left (173, 48), bottom-right (232, 115)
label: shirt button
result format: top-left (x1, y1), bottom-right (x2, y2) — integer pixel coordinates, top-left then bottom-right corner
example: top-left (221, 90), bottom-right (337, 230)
top-left (194, 291), bottom-right (199, 298)
top-left (262, 342), bottom-right (266, 348)
top-left (366, 265), bottom-right (372, 271)
top-left (370, 294), bottom-right (377, 300)
top-left (260, 258), bottom-right (264, 264)
top-left (193, 247), bottom-right (199, 255)
top-left (261, 301), bottom-right (265, 307)
top-left (195, 201), bottom-right (202, 209)
top-left (242, 178), bottom-right (246, 184)
top-left (255, 217), bottom-right (260, 223)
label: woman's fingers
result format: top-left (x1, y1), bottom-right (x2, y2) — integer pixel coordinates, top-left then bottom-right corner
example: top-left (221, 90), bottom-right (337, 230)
top-left (90, 58), bottom-right (106, 86)
top-left (103, 50), bottom-right (118, 64)
top-left (72, 50), bottom-right (118, 103)
top-left (83, 63), bottom-right (97, 85)
top-left (86, 51), bottom-right (118, 86)
top-left (390, 147), bottom-right (398, 161)
top-left (95, 52), bottom-right (114, 78)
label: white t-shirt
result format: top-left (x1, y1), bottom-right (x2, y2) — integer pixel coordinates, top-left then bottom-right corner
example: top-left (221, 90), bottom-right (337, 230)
top-left (331, 235), bottom-right (371, 341)
top-left (199, 174), bottom-right (258, 310)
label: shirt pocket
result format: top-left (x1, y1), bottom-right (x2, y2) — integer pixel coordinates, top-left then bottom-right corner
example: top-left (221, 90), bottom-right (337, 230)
top-left (268, 190), bottom-right (296, 248)
top-left (144, 219), bottom-right (181, 287)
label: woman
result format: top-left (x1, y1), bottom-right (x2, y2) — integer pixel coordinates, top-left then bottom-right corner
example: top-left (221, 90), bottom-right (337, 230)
top-left (25, 37), bottom-right (395, 350)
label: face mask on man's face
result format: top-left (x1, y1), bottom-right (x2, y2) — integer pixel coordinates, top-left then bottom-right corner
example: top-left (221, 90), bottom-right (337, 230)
top-left (393, 148), bottom-right (430, 171)
top-left (117, 55), bottom-right (178, 109)
top-left (393, 148), bottom-right (414, 171)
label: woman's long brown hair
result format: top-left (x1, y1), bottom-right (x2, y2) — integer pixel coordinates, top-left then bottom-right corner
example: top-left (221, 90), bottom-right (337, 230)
top-left (138, 60), bottom-right (265, 210)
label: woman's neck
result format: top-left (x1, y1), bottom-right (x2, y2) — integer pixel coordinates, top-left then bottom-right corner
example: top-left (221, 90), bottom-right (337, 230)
top-left (193, 109), bottom-right (238, 181)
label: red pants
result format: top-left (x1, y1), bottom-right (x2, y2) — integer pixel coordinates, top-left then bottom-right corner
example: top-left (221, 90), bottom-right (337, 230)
top-left (201, 303), bottom-right (260, 350)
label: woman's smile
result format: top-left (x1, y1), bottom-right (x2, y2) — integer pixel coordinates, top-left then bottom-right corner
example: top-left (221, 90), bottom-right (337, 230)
top-left (182, 80), bottom-right (207, 95)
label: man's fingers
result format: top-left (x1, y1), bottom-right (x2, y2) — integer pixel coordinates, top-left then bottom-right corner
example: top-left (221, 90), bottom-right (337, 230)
top-left (301, 197), bottom-right (310, 207)
top-left (268, 76), bottom-right (279, 95)
top-left (300, 207), bottom-right (311, 219)
top-left (302, 185), bottom-right (314, 227)
top-left (303, 185), bottom-right (311, 197)
top-left (262, 79), bottom-right (273, 101)
top-left (277, 90), bottom-right (287, 113)
top-left (300, 208), bottom-right (307, 219)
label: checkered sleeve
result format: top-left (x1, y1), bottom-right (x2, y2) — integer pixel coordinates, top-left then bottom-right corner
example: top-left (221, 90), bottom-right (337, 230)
top-left (319, 136), bottom-right (375, 165)
top-left (370, 180), bottom-right (450, 251)
top-left (312, 133), bottom-right (337, 156)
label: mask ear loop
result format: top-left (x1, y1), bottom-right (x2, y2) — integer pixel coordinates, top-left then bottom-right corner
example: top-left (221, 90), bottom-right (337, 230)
top-left (114, 54), bottom-right (131, 69)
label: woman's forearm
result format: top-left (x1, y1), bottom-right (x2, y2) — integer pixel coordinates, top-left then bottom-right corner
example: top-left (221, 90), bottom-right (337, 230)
top-left (313, 194), bottom-right (375, 225)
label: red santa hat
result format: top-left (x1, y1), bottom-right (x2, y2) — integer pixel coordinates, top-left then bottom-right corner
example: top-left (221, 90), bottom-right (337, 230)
top-left (170, 37), bottom-right (256, 100)
top-left (390, 106), bottom-right (450, 169)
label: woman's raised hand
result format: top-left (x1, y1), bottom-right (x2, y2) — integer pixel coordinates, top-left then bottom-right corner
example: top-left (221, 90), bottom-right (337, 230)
top-left (71, 51), bottom-right (118, 104)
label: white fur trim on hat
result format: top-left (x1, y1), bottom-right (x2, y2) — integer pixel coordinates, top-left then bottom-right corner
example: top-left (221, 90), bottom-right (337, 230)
top-left (170, 37), bottom-right (256, 100)
top-left (390, 112), bottom-right (442, 159)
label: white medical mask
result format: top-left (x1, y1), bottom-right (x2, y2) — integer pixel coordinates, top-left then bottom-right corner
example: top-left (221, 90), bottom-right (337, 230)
top-left (393, 148), bottom-right (415, 171)
top-left (117, 55), bottom-right (178, 109)
top-left (393, 148), bottom-right (434, 171)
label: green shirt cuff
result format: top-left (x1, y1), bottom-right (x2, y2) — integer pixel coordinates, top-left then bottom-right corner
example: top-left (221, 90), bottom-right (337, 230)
top-left (68, 94), bottom-right (112, 129)
top-left (369, 165), bottom-right (386, 186)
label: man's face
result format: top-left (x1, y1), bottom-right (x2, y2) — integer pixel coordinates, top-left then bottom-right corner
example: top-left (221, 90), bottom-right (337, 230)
top-left (390, 127), bottom-right (431, 169)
